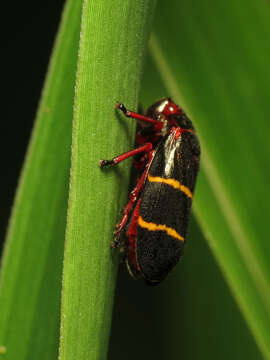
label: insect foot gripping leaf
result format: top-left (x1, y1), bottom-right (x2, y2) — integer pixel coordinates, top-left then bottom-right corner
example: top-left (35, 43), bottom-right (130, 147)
top-left (100, 98), bottom-right (200, 285)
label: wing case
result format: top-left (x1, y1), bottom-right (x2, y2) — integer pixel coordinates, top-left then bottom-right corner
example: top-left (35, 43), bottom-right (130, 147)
top-left (137, 130), bottom-right (200, 284)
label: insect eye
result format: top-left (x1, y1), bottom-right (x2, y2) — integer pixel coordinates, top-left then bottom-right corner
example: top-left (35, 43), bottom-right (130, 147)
top-left (163, 102), bottom-right (179, 116)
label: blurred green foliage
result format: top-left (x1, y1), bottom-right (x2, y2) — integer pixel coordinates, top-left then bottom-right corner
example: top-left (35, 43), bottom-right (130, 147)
top-left (111, 0), bottom-right (270, 358)
top-left (0, 0), bottom-right (82, 358)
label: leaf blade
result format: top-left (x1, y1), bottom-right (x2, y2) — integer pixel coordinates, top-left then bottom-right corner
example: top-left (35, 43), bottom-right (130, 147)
top-left (0, 0), bottom-right (83, 358)
top-left (58, 1), bottom-right (157, 359)
top-left (148, 0), bottom-right (270, 357)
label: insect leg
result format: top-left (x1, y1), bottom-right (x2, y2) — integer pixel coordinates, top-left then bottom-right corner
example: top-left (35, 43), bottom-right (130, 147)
top-left (116, 102), bottom-right (163, 129)
top-left (125, 199), bottom-right (142, 278)
top-left (111, 169), bottom-right (148, 247)
top-left (99, 143), bottom-right (152, 167)
top-left (111, 150), bottom-right (155, 247)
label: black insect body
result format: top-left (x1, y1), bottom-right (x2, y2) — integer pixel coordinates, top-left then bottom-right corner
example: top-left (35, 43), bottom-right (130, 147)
top-left (100, 98), bottom-right (200, 285)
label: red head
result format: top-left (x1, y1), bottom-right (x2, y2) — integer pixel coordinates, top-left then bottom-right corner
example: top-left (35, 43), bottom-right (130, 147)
top-left (146, 98), bottom-right (183, 118)
top-left (145, 97), bottom-right (193, 130)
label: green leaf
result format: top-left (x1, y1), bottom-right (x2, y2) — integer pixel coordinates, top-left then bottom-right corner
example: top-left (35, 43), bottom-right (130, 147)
top-left (0, 0), bottom-right (83, 358)
top-left (110, 50), bottom-right (261, 360)
top-left (58, 1), bottom-right (156, 359)
top-left (143, 0), bottom-right (270, 358)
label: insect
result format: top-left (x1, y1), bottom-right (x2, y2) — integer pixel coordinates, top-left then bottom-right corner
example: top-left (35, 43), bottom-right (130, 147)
top-left (100, 98), bottom-right (200, 285)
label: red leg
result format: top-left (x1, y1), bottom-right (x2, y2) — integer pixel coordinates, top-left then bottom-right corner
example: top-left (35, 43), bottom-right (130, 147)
top-left (133, 152), bottom-right (148, 171)
top-left (125, 198), bottom-right (142, 278)
top-left (99, 143), bottom-right (152, 167)
top-left (116, 102), bottom-right (163, 130)
top-left (111, 150), bottom-right (155, 247)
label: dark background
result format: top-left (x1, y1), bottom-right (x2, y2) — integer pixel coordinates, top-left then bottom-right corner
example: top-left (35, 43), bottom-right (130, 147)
top-left (0, 1), bottom-right (65, 252)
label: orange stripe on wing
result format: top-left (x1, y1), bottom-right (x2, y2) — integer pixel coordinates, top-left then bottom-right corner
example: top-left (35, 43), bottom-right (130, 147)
top-left (148, 174), bottom-right (193, 199)
top-left (138, 216), bottom-right (184, 242)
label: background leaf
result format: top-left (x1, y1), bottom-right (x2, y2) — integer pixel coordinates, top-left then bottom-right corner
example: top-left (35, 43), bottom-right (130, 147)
top-left (0, 0), bottom-right (82, 358)
top-left (148, 0), bottom-right (270, 357)
top-left (110, 0), bottom-right (270, 359)
top-left (109, 52), bottom-right (262, 360)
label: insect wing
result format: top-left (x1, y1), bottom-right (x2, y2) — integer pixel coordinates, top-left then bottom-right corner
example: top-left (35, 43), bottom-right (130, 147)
top-left (136, 131), bottom-right (200, 284)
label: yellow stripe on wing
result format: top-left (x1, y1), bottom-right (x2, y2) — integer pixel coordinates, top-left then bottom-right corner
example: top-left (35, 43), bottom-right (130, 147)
top-left (148, 174), bottom-right (193, 199)
top-left (138, 216), bottom-right (184, 242)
